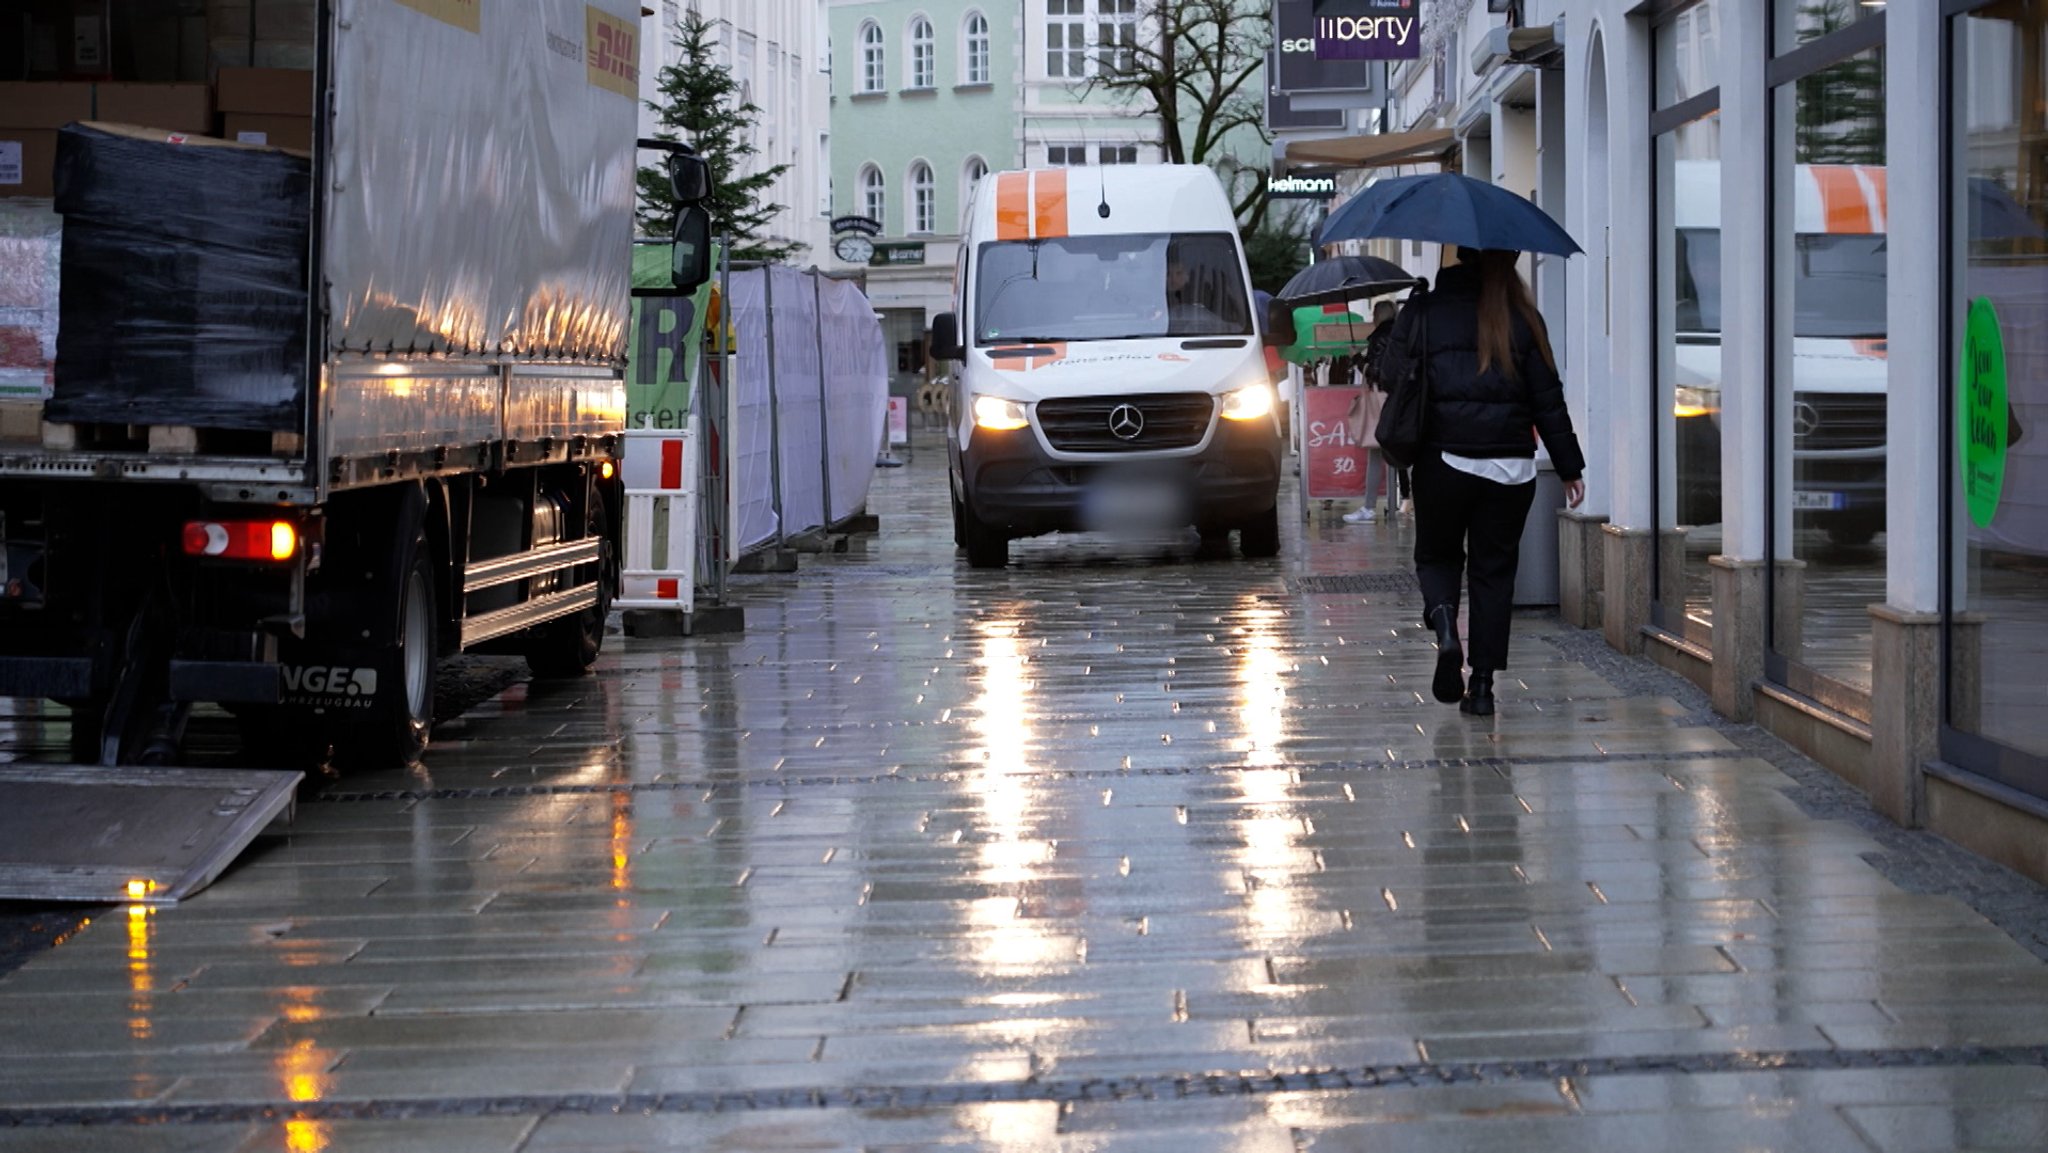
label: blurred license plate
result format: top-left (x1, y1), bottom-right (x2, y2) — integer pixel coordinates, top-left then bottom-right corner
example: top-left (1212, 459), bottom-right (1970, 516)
top-left (1081, 474), bottom-right (1188, 530)
top-left (1792, 491), bottom-right (1845, 511)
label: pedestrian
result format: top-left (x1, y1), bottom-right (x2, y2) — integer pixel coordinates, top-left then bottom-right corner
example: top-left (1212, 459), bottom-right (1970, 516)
top-left (1391, 247), bottom-right (1586, 716)
top-left (1343, 300), bottom-right (1400, 524)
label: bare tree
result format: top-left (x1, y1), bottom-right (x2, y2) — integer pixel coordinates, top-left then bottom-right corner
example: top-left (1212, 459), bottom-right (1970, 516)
top-left (1072, 0), bottom-right (1274, 231)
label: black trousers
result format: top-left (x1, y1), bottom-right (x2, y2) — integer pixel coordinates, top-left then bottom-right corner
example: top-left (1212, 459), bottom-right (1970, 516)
top-left (1411, 453), bottom-right (1538, 673)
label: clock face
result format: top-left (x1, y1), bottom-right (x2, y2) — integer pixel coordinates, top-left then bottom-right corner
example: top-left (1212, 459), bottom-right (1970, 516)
top-left (834, 235), bottom-right (875, 264)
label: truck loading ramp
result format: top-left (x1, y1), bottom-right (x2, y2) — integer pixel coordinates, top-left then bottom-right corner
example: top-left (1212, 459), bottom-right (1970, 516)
top-left (0, 764), bottom-right (300, 904)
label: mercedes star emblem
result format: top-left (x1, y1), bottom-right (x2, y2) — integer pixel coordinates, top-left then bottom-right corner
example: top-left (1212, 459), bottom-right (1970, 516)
top-left (1792, 401), bottom-right (1822, 439)
top-left (1107, 403), bottom-right (1145, 441)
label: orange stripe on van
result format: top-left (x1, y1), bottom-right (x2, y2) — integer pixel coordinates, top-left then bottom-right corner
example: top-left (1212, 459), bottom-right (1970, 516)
top-left (1812, 166), bottom-right (1872, 234)
top-left (995, 173), bottom-right (1031, 240)
top-left (1864, 166), bottom-right (1887, 229)
top-left (1033, 169), bottom-right (1069, 240)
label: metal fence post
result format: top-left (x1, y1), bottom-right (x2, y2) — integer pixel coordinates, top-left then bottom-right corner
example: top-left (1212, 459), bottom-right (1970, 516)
top-left (810, 270), bottom-right (835, 527)
top-left (704, 239), bottom-right (733, 606)
top-left (760, 263), bottom-right (787, 547)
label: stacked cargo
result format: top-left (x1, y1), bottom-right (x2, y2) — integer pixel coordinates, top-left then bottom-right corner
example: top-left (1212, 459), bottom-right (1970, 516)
top-left (46, 124), bottom-right (310, 432)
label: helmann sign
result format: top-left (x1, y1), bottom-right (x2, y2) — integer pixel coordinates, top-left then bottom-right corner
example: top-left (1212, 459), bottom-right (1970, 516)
top-left (1316, 11), bottom-right (1420, 59)
top-left (1267, 171), bottom-right (1341, 199)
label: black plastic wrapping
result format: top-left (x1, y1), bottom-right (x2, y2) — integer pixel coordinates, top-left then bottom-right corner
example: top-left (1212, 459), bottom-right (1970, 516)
top-left (48, 123), bottom-right (311, 431)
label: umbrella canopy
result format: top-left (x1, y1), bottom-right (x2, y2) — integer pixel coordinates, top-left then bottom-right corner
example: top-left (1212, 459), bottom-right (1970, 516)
top-left (1319, 171), bottom-right (1583, 256)
top-left (1275, 254), bottom-right (1421, 309)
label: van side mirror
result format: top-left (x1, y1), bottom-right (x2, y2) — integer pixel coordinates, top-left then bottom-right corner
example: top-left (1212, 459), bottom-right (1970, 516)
top-left (668, 153), bottom-right (711, 202)
top-left (1262, 298), bottom-right (1296, 348)
top-left (930, 312), bottom-right (963, 361)
top-left (672, 205), bottom-right (712, 291)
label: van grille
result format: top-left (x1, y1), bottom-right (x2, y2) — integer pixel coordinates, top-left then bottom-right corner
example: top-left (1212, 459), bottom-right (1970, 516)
top-left (1794, 394), bottom-right (1885, 452)
top-left (1036, 392), bottom-right (1214, 453)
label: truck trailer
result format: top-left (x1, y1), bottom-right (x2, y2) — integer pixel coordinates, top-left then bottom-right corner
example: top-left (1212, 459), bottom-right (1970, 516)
top-left (0, 1), bottom-right (711, 769)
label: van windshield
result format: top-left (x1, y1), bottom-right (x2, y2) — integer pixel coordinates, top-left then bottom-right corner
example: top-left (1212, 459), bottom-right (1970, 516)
top-left (974, 232), bottom-right (1252, 344)
top-left (1677, 229), bottom-right (1886, 338)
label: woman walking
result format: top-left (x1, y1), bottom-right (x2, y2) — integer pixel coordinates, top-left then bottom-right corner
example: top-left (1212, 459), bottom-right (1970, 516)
top-left (1393, 248), bottom-right (1586, 716)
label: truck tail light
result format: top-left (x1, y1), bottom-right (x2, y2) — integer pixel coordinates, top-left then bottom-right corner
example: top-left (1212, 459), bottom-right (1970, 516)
top-left (182, 520), bottom-right (298, 562)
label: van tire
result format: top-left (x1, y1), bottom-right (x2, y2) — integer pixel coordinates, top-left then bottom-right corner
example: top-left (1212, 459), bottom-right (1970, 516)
top-left (961, 502), bottom-right (1008, 568)
top-left (1239, 505), bottom-right (1282, 558)
top-left (333, 536), bottom-right (436, 770)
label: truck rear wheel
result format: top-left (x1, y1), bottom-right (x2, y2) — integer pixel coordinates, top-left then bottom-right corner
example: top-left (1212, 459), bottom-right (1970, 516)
top-left (1239, 505), bottom-right (1282, 558)
top-left (333, 537), bottom-right (436, 770)
top-left (524, 496), bottom-right (612, 678)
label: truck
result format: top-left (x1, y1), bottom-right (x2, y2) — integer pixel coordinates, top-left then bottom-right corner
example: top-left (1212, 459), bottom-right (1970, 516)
top-left (0, 1), bottom-right (713, 769)
top-left (928, 165), bottom-right (1284, 568)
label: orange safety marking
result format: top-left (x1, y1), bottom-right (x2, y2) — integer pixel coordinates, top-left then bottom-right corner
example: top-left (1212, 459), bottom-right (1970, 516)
top-left (1811, 165), bottom-right (1872, 235)
top-left (1033, 169), bottom-right (1069, 240)
top-left (996, 173), bottom-right (1031, 240)
top-left (1863, 166), bottom-right (1887, 230)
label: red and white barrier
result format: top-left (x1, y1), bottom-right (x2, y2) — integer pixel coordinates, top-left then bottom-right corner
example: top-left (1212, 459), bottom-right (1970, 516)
top-left (617, 421), bottom-right (698, 616)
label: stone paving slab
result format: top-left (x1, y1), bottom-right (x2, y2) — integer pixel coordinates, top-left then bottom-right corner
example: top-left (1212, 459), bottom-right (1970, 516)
top-left (2, 439), bottom-right (2047, 1150)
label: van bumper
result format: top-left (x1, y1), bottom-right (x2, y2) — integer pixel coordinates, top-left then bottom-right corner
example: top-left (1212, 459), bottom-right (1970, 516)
top-left (961, 420), bottom-right (1281, 537)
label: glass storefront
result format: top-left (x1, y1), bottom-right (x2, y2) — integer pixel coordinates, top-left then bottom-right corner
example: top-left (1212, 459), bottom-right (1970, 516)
top-left (1947, 0), bottom-right (2048, 790)
top-left (1769, 25), bottom-right (1887, 700)
top-left (1652, 1), bottom-right (1722, 641)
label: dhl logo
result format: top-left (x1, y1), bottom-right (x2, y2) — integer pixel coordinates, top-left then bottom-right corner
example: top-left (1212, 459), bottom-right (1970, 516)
top-left (587, 6), bottom-right (639, 97)
top-left (393, 0), bottom-right (479, 33)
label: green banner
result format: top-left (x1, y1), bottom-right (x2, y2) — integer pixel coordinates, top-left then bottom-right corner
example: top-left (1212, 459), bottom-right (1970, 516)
top-left (627, 242), bottom-right (716, 431)
top-left (1960, 296), bottom-right (2009, 529)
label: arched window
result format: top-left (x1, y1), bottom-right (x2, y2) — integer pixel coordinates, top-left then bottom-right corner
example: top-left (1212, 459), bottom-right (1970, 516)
top-left (860, 164), bottom-right (886, 228)
top-left (908, 16), bottom-right (935, 89)
top-left (909, 161), bottom-right (935, 234)
top-left (962, 12), bottom-right (990, 85)
top-left (859, 21), bottom-right (884, 93)
top-left (960, 156), bottom-right (988, 230)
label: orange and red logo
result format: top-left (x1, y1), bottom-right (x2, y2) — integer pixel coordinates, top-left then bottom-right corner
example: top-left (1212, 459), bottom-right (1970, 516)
top-left (586, 6), bottom-right (639, 97)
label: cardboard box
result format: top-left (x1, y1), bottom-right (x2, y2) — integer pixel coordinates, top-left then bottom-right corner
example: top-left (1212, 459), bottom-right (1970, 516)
top-left (215, 67), bottom-right (314, 116)
top-left (0, 130), bottom-right (60, 199)
top-left (95, 84), bottom-right (215, 136)
top-left (0, 83), bottom-right (95, 129)
top-left (222, 113), bottom-right (311, 152)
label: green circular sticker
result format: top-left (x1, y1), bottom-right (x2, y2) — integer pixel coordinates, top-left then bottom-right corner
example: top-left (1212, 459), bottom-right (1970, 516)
top-left (1960, 296), bottom-right (2009, 529)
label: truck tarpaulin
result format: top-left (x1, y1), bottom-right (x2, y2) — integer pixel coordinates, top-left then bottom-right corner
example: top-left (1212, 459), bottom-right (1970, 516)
top-left (49, 123), bottom-right (310, 430)
top-left (325, 0), bottom-right (638, 364)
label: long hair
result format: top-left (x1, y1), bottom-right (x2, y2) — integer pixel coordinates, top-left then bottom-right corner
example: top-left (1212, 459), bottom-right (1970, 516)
top-left (1471, 248), bottom-right (1556, 381)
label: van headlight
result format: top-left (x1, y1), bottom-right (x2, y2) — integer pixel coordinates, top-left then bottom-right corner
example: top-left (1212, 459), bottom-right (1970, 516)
top-left (1219, 383), bottom-right (1274, 422)
top-left (972, 394), bottom-right (1030, 431)
top-left (1674, 386), bottom-right (1719, 419)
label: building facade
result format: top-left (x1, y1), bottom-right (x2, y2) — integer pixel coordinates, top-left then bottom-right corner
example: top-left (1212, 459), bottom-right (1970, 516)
top-left (640, 0), bottom-right (835, 262)
top-left (1282, 0), bottom-right (2048, 883)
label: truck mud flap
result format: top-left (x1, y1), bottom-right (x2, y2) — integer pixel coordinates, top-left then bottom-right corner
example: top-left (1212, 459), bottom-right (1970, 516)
top-left (0, 764), bottom-right (300, 904)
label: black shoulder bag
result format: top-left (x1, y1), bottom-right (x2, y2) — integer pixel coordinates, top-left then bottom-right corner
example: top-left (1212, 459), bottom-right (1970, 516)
top-left (1371, 295), bottom-right (1430, 470)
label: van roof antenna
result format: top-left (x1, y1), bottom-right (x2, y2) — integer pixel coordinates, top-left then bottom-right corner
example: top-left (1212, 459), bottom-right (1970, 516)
top-left (1096, 164), bottom-right (1111, 219)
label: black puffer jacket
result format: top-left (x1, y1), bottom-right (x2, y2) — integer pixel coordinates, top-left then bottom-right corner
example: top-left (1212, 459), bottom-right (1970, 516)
top-left (1382, 264), bottom-right (1586, 482)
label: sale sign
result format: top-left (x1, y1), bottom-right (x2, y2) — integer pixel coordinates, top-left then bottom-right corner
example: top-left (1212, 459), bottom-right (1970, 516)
top-left (1304, 386), bottom-right (1368, 500)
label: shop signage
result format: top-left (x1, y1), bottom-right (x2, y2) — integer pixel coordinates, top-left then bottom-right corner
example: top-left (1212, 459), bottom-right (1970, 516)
top-left (1960, 296), bottom-right (2009, 528)
top-left (1315, 11), bottom-right (1421, 60)
top-left (1267, 170), bottom-right (1342, 199)
top-left (872, 242), bottom-right (926, 266)
top-left (1273, 0), bottom-right (1386, 99)
top-left (1265, 49), bottom-right (1344, 130)
top-left (831, 215), bottom-right (882, 236)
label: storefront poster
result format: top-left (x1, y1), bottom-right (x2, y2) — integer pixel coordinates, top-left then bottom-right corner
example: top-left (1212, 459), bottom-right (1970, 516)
top-left (1960, 295), bottom-right (2008, 528)
top-left (1304, 385), bottom-right (1367, 499)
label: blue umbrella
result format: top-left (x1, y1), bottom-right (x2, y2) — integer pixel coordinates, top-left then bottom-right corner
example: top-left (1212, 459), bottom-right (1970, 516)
top-left (1319, 171), bottom-right (1583, 256)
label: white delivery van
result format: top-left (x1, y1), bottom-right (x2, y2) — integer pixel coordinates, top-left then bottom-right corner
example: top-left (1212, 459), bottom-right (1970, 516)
top-left (928, 165), bottom-right (1282, 568)
top-left (1671, 159), bottom-right (1890, 545)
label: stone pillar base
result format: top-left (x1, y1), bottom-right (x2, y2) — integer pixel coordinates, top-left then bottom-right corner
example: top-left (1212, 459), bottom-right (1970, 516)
top-left (1709, 556), bottom-right (1767, 722)
top-left (1869, 604), bottom-right (1941, 828)
top-left (1558, 510), bottom-right (1608, 631)
top-left (1656, 527), bottom-right (1690, 614)
top-left (1601, 524), bottom-right (1653, 655)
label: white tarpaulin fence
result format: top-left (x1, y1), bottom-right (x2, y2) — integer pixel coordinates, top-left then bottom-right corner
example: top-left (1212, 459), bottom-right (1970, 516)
top-left (729, 267), bottom-right (888, 551)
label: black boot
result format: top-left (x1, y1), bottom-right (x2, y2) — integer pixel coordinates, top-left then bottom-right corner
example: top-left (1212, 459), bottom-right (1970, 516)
top-left (1460, 670), bottom-right (1496, 716)
top-left (1428, 605), bottom-right (1464, 704)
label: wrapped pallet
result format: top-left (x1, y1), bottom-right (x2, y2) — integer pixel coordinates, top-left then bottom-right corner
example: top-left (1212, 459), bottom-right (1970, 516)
top-left (47, 122), bottom-right (310, 431)
top-left (0, 200), bottom-right (62, 439)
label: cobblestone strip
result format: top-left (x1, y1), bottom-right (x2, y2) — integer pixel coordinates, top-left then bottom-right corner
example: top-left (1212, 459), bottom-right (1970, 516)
top-left (1542, 629), bottom-right (2048, 962)
top-left (305, 749), bottom-right (1757, 804)
top-left (5, 1046), bottom-right (2046, 1128)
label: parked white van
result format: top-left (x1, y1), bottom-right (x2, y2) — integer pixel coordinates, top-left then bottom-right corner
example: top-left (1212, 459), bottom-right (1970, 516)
top-left (928, 165), bottom-right (1283, 568)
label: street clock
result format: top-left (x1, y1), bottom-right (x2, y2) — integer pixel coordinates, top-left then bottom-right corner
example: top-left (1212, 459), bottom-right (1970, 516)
top-left (834, 235), bottom-right (875, 264)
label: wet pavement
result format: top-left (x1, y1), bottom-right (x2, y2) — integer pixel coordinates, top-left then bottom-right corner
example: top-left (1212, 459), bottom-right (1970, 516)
top-left (3, 432), bottom-right (2048, 1151)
